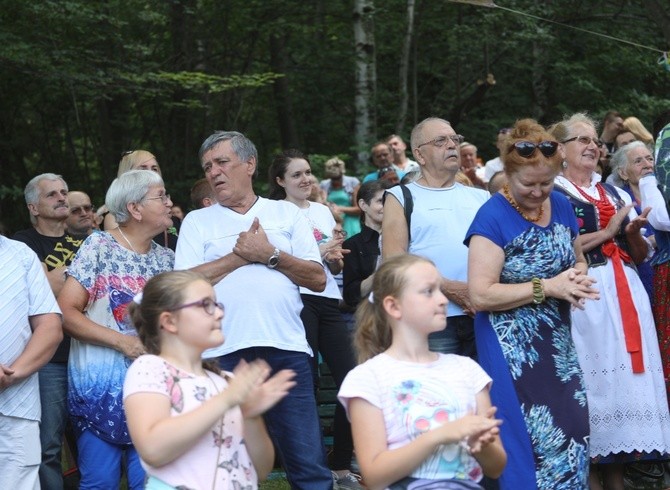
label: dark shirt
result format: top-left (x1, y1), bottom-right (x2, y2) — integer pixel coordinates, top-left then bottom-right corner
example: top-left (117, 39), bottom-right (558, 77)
top-left (342, 225), bottom-right (380, 307)
top-left (12, 227), bottom-right (83, 363)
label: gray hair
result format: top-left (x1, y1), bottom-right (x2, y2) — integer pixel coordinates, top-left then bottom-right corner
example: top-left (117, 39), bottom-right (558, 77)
top-left (549, 113), bottom-right (598, 142)
top-left (410, 117), bottom-right (451, 152)
top-left (24, 173), bottom-right (68, 224)
top-left (106, 170), bottom-right (164, 224)
top-left (609, 141), bottom-right (652, 187)
top-left (198, 131), bottom-right (258, 178)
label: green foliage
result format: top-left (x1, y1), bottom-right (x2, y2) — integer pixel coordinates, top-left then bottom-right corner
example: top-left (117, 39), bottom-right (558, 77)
top-left (0, 0), bottom-right (668, 233)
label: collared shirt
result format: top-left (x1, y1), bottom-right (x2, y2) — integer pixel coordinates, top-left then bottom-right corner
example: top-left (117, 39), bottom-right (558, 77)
top-left (0, 236), bottom-right (61, 421)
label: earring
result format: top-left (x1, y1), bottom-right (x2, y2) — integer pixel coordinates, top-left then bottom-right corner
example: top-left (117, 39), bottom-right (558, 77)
top-left (562, 161), bottom-right (568, 169)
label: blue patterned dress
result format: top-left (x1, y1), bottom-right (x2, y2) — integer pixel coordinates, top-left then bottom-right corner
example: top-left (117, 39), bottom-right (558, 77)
top-left (465, 191), bottom-right (589, 490)
top-left (67, 232), bottom-right (174, 444)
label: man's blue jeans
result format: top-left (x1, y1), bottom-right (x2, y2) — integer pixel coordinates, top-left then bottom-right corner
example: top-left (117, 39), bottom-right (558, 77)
top-left (218, 347), bottom-right (333, 490)
top-left (428, 315), bottom-right (477, 360)
top-left (38, 362), bottom-right (68, 490)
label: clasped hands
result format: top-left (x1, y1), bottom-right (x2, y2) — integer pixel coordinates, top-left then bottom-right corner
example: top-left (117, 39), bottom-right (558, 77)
top-left (233, 217), bottom-right (276, 265)
top-left (545, 268), bottom-right (599, 310)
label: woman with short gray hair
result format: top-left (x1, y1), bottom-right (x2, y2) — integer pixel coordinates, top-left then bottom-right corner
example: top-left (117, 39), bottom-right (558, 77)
top-left (57, 169), bottom-right (175, 489)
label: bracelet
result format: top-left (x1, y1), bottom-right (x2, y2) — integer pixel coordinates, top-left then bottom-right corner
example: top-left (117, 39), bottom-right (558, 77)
top-left (532, 277), bottom-right (545, 304)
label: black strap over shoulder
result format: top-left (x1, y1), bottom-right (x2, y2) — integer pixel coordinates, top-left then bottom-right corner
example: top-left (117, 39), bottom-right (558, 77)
top-left (383, 184), bottom-right (413, 243)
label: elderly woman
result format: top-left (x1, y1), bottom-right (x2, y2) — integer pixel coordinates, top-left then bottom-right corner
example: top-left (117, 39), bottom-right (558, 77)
top-left (58, 170), bottom-right (175, 489)
top-left (102, 150), bottom-right (179, 250)
top-left (608, 143), bottom-right (656, 299)
top-left (636, 145), bottom-right (670, 400)
top-left (550, 114), bottom-right (670, 490)
top-left (466, 119), bottom-right (598, 489)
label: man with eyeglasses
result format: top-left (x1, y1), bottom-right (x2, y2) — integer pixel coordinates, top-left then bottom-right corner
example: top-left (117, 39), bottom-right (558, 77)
top-left (65, 191), bottom-right (95, 237)
top-left (382, 117), bottom-right (489, 359)
top-left (175, 131), bottom-right (333, 489)
top-left (362, 141), bottom-right (404, 183)
top-left (12, 173), bottom-right (83, 490)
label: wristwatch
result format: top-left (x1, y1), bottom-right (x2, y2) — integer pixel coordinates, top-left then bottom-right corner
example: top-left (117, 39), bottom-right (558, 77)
top-left (267, 248), bottom-right (281, 269)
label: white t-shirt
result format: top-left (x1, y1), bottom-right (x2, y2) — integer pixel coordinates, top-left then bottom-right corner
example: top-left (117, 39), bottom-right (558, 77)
top-left (483, 157), bottom-right (503, 183)
top-left (0, 237), bottom-right (61, 421)
top-left (175, 198), bottom-right (321, 357)
top-left (385, 182), bottom-right (489, 317)
top-left (338, 353), bottom-right (491, 485)
top-left (124, 355), bottom-right (257, 489)
top-left (296, 201), bottom-right (342, 299)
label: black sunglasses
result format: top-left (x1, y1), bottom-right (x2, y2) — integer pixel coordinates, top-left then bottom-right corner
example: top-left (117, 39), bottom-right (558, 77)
top-left (508, 140), bottom-right (559, 158)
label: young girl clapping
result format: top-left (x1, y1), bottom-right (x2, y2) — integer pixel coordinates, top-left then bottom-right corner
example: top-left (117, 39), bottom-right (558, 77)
top-left (123, 270), bottom-right (295, 490)
top-left (338, 255), bottom-right (506, 489)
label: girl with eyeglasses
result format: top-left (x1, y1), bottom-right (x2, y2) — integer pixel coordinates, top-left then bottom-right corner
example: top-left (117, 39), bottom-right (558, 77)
top-left (551, 113), bottom-right (670, 489)
top-left (123, 269), bottom-right (295, 489)
top-left (466, 119), bottom-right (599, 489)
top-left (268, 150), bottom-right (364, 489)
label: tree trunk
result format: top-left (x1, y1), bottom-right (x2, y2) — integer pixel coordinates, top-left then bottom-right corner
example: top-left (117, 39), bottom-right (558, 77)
top-left (395, 0), bottom-right (415, 135)
top-left (269, 33), bottom-right (300, 150)
top-left (353, 0), bottom-right (376, 169)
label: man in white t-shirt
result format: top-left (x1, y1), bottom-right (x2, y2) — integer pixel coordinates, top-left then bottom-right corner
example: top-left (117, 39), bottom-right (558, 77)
top-left (0, 236), bottom-right (62, 490)
top-left (483, 127), bottom-right (512, 183)
top-left (387, 134), bottom-right (420, 174)
top-left (174, 130), bottom-right (332, 489)
top-left (382, 117), bottom-right (489, 359)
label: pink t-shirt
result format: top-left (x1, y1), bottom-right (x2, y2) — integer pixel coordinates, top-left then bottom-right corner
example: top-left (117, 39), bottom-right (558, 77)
top-left (123, 355), bottom-right (258, 489)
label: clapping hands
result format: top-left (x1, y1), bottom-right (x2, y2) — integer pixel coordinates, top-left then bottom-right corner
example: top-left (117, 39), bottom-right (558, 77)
top-left (227, 359), bottom-right (296, 419)
top-left (545, 268), bottom-right (599, 310)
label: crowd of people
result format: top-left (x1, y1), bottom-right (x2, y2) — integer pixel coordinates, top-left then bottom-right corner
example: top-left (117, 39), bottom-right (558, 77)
top-left (1, 109), bottom-right (670, 490)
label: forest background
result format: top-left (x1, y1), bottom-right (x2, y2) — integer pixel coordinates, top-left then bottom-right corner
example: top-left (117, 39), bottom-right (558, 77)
top-left (1, 0), bottom-right (669, 233)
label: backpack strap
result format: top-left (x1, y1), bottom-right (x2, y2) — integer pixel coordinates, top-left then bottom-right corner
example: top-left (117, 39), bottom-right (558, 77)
top-left (382, 184), bottom-right (414, 244)
top-left (400, 184), bottom-right (413, 243)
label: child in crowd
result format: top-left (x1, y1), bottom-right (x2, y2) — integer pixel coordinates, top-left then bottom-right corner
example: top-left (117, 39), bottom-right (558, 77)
top-left (123, 270), bottom-right (295, 489)
top-left (338, 254), bottom-right (506, 489)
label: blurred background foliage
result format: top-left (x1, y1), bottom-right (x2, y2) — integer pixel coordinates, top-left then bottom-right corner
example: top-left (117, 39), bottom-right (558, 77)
top-left (0, 0), bottom-right (668, 233)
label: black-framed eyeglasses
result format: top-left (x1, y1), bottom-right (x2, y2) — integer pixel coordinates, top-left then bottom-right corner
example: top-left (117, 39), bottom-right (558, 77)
top-left (168, 298), bottom-right (224, 316)
top-left (508, 141), bottom-right (559, 158)
top-left (333, 229), bottom-right (348, 238)
top-left (70, 205), bottom-right (93, 215)
top-left (143, 193), bottom-right (171, 204)
top-left (562, 136), bottom-right (602, 147)
top-left (417, 134), bottom-right (465, 149)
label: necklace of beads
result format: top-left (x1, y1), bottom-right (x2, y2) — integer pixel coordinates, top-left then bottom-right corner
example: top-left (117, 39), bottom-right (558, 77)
top-left (502, 184), bottom-right (544, 222)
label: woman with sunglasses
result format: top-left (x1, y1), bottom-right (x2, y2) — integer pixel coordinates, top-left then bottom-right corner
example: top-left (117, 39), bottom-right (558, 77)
top-left (57, 170), bottom-right (175, 489)
top-left (466, 119), bottom-right (599, 489)
top-left (551, 113), bottom-right (670, 490)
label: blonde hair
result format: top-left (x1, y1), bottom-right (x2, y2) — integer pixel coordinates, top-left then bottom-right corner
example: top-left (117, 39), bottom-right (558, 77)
top-left (354, 254), bottom-right (435, 363)
top-left (623, 116), bottom-right (654, 145)
top-left (548, 112), bottom-right (597, 143)
top-left (118, 150), bottom-right (160, 177)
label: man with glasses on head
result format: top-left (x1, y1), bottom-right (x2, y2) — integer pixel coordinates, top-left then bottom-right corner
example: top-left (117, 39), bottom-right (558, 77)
top-left (12, 173), bottom-right (83, 490)
top-left (382, 117), bottom-right (489, 360)
top-left (483, 127), bottom-right (512, 183)
top-left (65, 191), bottom-right (95, 237)
top-left (175, 131), bottom-right (333, 489)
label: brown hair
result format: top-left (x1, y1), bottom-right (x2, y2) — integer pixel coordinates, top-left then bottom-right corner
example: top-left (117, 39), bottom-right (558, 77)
top-left (127, 270), bottom-right (221, 373)
top-left (503, 118), bottom-right (563, 175)
top-left (354, 254), bottom-right (435, 363)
